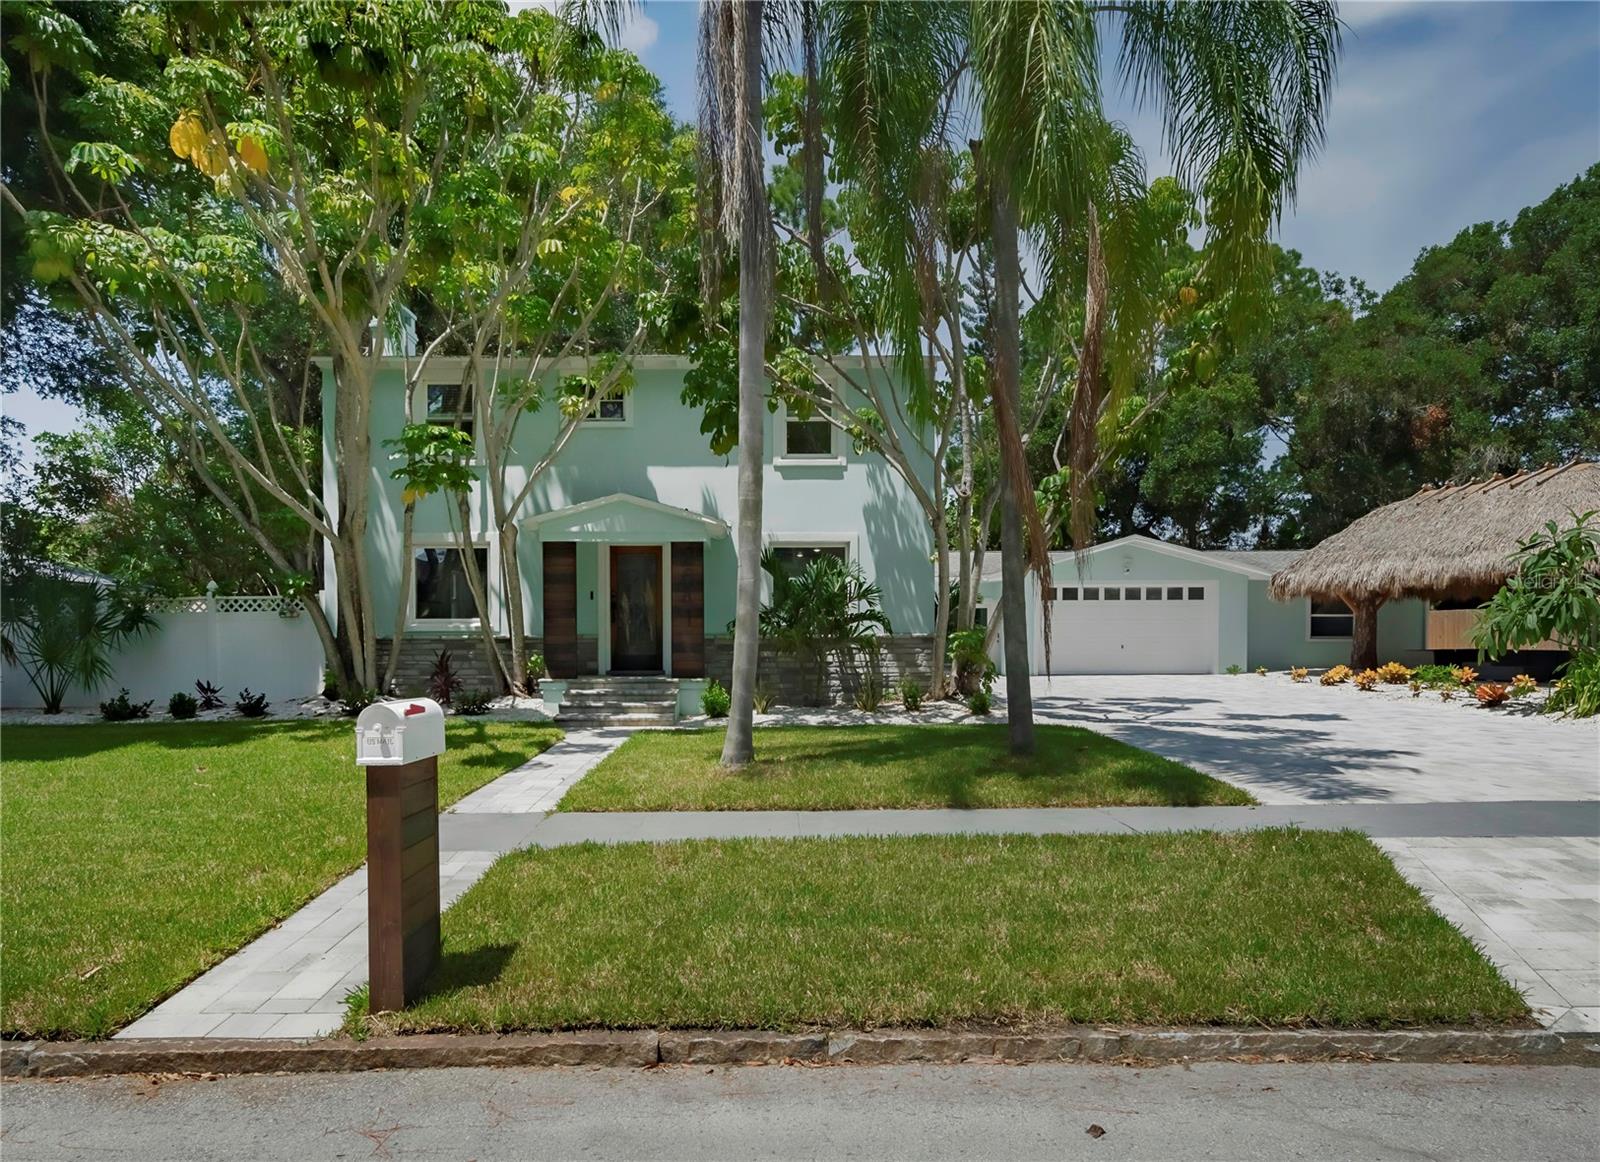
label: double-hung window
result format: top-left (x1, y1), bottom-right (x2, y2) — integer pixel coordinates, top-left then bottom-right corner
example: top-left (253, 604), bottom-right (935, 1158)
top-left (1309, 598), bottom-right (1354, 639)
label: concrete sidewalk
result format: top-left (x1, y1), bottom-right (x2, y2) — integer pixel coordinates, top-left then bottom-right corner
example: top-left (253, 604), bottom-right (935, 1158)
top-left (526, 799), bottom-right (1600, 848)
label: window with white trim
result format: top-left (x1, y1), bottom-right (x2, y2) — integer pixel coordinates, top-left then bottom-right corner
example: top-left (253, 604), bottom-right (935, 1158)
top-left (413, 546), bottom-right (487, 623)
top-left (425, 383), bottom-right (474, 438)
top-left (768, 543), bottom-right (847, 581)
top-left (587, 388), bottom-right (629, 424)
top-left (776, 403), bottom-right (840, 461)
top-left (1309, 598), bottom-right (1354, 639)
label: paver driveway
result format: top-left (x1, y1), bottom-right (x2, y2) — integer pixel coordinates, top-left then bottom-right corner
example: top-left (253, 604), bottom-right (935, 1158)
top-left (1028, 675), bottom-right (1598, 804)
top-left (1031, 675), bottom-right (1599, 1030)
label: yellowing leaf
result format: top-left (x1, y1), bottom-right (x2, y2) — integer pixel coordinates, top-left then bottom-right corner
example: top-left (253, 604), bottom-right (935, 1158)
top-left (536, 238), bottom-right (564, 256)
top-left (195, 141), bottom-right (227, 177)
top-left (559, 185), bottom-right (582, 204)
top-left (169, 113), bottom-right (206, 161)
top-left (238, 136), bottom-right (269, 176)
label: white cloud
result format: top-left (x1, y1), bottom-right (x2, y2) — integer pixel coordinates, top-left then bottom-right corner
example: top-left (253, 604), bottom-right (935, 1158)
top-left (507, 1), bottom-right (659, 59)
top-left (617, 12), bottom-right (660, 55)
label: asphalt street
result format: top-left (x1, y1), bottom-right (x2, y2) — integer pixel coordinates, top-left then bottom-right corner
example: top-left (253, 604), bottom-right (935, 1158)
top-left (3, 1061), bottom-right (1597, 1161)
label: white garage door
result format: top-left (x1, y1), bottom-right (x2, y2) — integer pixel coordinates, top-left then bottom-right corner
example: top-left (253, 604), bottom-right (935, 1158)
top-left (1041, 582), bottom-right (1217, 674)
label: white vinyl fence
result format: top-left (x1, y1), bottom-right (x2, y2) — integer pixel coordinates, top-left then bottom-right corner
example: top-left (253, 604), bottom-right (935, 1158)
top-left (1, 584), bottom-right (325, 712)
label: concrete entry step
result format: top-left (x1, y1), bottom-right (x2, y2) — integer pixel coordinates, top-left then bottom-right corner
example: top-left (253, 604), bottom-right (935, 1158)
top-left (556, 676), bottom-right (680, 727)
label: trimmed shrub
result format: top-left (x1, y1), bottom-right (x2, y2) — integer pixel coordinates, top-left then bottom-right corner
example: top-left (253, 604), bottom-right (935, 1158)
top-left (99, 689), bottom-right (153, 722)
top-left (967, 688), bottom-right (992, 716)
top-left (701, 680), bottom-right (731, 718)
top-left (899, 678), bottom-right (925, 712)
top-left (456, 689), bottom-right (494, 716)
top-left (167, 692), bottom-right (199, 720)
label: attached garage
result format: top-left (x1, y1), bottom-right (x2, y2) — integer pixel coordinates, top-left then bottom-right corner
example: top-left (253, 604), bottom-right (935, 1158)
top-left (970, 534), bottom-right (1432, 676)
top-left (1042, 580), bottom-right (1218, 674)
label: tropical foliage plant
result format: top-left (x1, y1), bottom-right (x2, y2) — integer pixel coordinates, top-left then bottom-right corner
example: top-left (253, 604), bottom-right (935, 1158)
top-left (1, 572), bottom-right (152, 713)
top-left (757, 549), bottom-right (892, 706)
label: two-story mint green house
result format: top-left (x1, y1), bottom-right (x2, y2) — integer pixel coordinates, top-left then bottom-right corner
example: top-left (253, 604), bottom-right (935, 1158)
top-left (319, 355), bottom-right (935, 697)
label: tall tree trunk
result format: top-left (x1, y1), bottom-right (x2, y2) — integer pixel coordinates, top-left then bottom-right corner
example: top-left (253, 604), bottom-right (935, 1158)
top-left (382, 501), bottom-right (417, 694)
top-left (719, 0), bottom-right (767, 769)
top-left (1349, 596), bottom-right (1379, 671)
top-left (930, 509), bottom-right (952, 700)
top-left (988, 167), bottom-right (1034, 754)
top-left (957, 388), bottom-right (977, 634)
top-left (500, 522), bottom-right (529, 694)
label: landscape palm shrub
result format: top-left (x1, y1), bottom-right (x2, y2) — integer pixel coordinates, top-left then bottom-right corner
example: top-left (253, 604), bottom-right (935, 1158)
top-left (1, 574), bottom-right (153, 713)
top-left (756, 550), bottom-right (891, 706)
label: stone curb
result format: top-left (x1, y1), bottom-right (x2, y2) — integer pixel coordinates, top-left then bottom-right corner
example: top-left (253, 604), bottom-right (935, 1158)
top-left (5, 1027), bottom-right (1597, 1079)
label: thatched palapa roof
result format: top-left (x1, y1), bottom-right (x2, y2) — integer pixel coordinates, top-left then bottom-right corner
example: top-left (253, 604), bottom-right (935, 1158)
top-left (1269, 461), bottom-right (1600, 603)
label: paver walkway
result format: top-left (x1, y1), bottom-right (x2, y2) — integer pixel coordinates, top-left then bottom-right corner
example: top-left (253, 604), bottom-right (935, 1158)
top-left (115, 730), bottom-right (629, 1040)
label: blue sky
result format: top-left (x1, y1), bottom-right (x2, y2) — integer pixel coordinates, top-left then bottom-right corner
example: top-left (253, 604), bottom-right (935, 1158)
top-left (6, 0), bottom-right (1597, 458)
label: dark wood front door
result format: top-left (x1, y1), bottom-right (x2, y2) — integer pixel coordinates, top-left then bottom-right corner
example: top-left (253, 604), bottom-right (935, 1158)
top-left (610, 546), bottom-right (663, 673)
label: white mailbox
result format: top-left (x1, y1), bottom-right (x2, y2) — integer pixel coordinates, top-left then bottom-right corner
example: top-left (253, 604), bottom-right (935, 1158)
top-left (355, 698), bottom-right (446, 766)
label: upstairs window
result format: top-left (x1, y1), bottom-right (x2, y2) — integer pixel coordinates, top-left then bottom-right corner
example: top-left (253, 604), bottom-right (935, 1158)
top-left (589, 389), bottom-right (629, 424)
top-left (785, 415), bottom-right (833, 456)
top-left (1309, 598), bottom-right (1354, 639)
top-left (425, 383), bottom-right (474, 439)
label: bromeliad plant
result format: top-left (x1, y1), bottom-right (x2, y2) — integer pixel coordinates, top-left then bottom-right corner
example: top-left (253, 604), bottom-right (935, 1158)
top-left (756, 550), bottom-right (892, 707)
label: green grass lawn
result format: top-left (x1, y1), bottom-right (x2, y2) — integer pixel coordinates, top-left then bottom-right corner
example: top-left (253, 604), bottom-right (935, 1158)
top-left (557, 724), bottom-right (1252, 811)
top-left (357, 830), bottom-right (1527, 1034)
top-left (1, 718), bottom-right (560, 1039)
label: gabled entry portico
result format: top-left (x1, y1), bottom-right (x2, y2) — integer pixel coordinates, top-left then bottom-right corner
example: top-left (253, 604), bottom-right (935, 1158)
top-left (523, 494), bottom-right (728, 678)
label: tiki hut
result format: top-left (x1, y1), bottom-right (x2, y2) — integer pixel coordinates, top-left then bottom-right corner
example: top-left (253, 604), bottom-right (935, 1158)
top-left (1269, 460), bottom-right (1600, 668)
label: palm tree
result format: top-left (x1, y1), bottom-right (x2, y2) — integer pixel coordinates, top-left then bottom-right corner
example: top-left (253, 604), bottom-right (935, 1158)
top-left (698, 0), bottom-right (776, 768)
top-left (824, 0), bottom-right (1340, 753)
top-left (569, 0), bottom-right (788, 766)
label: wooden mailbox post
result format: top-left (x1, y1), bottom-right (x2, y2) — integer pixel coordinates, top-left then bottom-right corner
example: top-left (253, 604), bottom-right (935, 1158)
top-left (355, 698), bottom-right (445, 1012)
